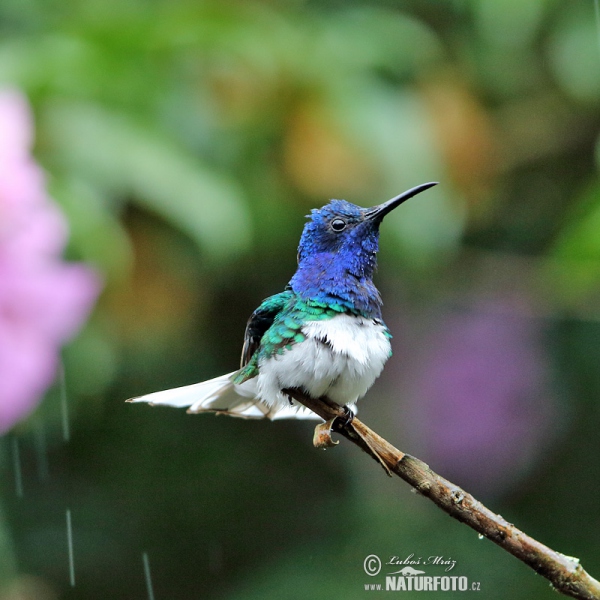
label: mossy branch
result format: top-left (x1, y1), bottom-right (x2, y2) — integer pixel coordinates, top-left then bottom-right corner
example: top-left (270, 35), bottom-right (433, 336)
top-left (283, 388), bottom-right (600, 600)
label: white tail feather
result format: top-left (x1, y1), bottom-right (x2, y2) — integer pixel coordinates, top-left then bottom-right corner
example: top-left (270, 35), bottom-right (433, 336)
top-left (127, 371), bottom-right (321, 421)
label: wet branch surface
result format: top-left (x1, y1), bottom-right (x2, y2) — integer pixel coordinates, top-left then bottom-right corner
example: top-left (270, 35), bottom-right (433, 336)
top-left (283, 388), bottom-right (600, 600)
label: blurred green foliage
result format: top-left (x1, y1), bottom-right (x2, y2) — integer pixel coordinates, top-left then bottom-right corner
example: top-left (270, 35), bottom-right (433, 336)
top-left (1, 1), bottom-right (600, 599)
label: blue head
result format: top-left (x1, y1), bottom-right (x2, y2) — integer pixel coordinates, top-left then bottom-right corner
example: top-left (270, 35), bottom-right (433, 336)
top-left (289, 182), bottom-right (437, 316)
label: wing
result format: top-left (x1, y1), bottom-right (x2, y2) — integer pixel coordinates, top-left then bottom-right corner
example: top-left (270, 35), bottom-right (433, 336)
top-left (240, 290), bottom-right (294, 367)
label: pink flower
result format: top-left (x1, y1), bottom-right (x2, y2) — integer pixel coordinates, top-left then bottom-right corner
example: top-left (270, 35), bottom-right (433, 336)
top-left (402, 297), bottom-right (561, 497)
top-left (0, 90), bottom-right (101, 435)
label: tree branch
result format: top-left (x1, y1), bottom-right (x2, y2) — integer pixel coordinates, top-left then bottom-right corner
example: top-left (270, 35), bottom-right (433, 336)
top-left (283, 388), bottom-right (600, 600)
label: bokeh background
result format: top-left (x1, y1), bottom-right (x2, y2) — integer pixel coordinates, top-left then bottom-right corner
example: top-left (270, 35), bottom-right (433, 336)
top-left (1, 1), bottom-right (600, 598)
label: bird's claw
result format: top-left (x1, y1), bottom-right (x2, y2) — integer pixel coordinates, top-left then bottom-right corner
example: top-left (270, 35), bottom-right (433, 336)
top-left (312, 406), bottom-right (355, 449)
top-left (337, 405), bottom-right (355, 429)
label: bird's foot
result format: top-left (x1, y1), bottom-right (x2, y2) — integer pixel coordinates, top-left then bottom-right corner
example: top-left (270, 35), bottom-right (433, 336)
top-left (337, 405), bottom-right (355, 428)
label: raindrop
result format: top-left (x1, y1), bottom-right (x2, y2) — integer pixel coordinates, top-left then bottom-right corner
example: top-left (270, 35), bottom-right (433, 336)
top-left (478, 534), bottom-right (484, 540)
top-left (143, 552), bottom-right (156, 600)
top-left (66, 509), bottom-right (75, 587)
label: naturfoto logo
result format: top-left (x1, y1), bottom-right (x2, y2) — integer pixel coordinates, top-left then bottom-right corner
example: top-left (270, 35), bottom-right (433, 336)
top-left (362, 554), bottom-right (481, 593)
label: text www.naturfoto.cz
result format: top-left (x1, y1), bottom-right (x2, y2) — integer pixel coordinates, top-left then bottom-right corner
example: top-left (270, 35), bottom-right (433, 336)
top-left (364, 576), bottom-right (480, 592)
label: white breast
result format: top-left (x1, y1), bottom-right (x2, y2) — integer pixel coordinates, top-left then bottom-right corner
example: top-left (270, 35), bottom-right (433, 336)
top-left (237, 314), bottom-right (391, 409)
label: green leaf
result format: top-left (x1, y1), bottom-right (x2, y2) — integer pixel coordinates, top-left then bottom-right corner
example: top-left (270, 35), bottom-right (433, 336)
top-left (43, 100), bottom-right (252, 261)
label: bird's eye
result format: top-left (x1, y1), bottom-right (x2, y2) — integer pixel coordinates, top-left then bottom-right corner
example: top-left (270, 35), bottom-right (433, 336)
top-left (331, 218), bottom-right (347, 232)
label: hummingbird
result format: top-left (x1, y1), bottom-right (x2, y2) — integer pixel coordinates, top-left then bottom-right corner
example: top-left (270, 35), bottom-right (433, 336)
top-left (128, 182), bottom-right (437, 420)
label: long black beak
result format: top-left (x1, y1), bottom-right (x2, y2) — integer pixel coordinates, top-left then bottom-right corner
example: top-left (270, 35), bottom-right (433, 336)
top-left (365, 182), bottom-right (438, 222)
